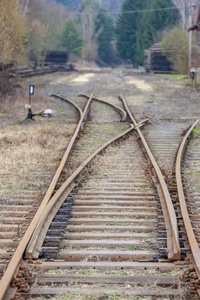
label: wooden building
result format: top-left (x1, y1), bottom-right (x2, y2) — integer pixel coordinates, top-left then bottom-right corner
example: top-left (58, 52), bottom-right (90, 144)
top-left (45, 51), bottom-right (68, 64)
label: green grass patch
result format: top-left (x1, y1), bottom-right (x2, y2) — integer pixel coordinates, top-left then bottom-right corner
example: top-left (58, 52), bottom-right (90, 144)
top-left (73, 269), bottom-right (99, 275)
top-left (161, 74), bottom-right (192, 84)
top-left (0, 112), bottom-right (8, 116)
top-left (60, 108), bottom-right (65, 112)
top-left (180, 77), bottom-right (192, 83)
top-left (47, 269), bottom-right (62, 274)
top-left (193, 128), bottom-right (200, 135)
top-left (168, 269), bottom-right (183, 276)
top-left (144, 99), bottom-right (154, 103)
top-left (0, 188), bottom-right (12, 196)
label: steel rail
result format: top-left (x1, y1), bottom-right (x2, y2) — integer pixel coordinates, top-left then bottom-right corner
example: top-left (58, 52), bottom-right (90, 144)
top-left (25, 124), bottom-right (136, 259)
top-left (36, 94), bottom-right (92, 209)
top-left (79, 94), bottom-right (127, 122)
top-left (25, 117), bottom-right (151, 260)
top-left (50, 93), bottom-right (83, 118)
top-left (176, 119), bottom-right (200, 278)
top-left (119, 94), bottom-right (181, 260)
top-left (0, 95), bottom-right (93, 300)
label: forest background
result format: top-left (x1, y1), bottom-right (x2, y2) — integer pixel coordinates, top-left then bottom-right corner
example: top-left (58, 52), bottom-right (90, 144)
top-left (1, 0), bottom-right (200, 73)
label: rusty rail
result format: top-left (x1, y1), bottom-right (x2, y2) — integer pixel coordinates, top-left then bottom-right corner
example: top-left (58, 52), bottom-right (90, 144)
top-left (25, 124), bottom-right (136, 259)
top-left (119, 94), bottom-right (181, 260)
top-left (50, 93), bottom-right (83, 117)
top-left (25, 117), bottom-right (158, 259)
top-left (0, 95), bottom-right (93, 300)
top-left (176, 119), bottom-right (200, 278)
top-left (79, 94), bottom-right (127, 122)
top-left (38, 94), bottom-right (92, 208)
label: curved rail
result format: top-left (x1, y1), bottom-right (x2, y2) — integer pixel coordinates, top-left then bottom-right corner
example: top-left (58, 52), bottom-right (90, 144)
top-left (50, 93), bottom-right (83, 118)
top-left (176, 119), bottom-right (200, 278)
top-left (25, 124), bottom-right (136, 259)
top-left (79, 94), bottom-right (127, 122)
top-left (0, 95), bottom-right (93, 300)
top-left (119, 94), bottom-right (181, 260)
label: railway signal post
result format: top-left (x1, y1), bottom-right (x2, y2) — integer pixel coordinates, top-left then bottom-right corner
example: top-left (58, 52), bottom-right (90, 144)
top-left (26, 85), bottom-right (34, 119)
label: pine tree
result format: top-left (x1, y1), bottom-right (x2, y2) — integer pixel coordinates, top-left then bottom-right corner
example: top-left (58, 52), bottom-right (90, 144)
top-left (116, 0), bottom-right (178, 65)
top-left (58, 18), bottom-right (83, 57)
top-left (95, 7), bottom-right (116, 63)
top-left (116, 0), bottom-right (142, 64)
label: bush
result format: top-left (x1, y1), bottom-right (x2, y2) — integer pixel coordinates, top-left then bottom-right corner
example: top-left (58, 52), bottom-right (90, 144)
top-left (0, 65), bottom-right (16, 112)
top-left (161, 28), bottom-right (188, 74)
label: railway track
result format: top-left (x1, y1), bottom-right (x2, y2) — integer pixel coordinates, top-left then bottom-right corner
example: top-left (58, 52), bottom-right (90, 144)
top-left (0, 93), bottom-right (200, 299)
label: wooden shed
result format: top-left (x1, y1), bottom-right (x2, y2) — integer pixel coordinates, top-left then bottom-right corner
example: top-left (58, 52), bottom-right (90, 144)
top-left (45, 51), bottom-right (68, 64)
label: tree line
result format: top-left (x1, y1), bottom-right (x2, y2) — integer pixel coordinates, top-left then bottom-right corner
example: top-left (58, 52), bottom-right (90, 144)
top-left (1, 0), bottom-right (197, 72)
top-left (162, 0), bottom-right (200, 74)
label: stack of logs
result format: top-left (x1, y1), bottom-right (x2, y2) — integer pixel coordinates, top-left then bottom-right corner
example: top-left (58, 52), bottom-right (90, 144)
top-left (144, 43), bottom-right (174, 74)
top-left (17, 63), bottom-right (74, 78)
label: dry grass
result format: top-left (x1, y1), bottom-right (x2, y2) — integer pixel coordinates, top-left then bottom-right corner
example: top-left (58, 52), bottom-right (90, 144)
top-left (0, 120), bottom-right (76, 196)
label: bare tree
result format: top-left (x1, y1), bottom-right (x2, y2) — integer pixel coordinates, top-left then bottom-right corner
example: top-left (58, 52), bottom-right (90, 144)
top-left (0, 0), bottom-right (27, 65)
top-left (172, 0), bottom-right (199, 30)
top-left (23, 0), bottom-right (30, 13)
top-left (79, 0), bottom-right (100, 62)
top-left (26, 0), bottom-right (69, 64)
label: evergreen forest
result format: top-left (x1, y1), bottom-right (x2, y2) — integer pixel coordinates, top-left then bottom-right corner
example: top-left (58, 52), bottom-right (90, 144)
top-left (0, 0), bottom-right (194, 69)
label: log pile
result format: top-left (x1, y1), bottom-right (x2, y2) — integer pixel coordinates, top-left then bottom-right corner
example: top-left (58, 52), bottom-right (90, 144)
top-left (16, 63), bottom-right (74, 78)
top-left (16, 50), bottom-right (74, 78)
top-left (144, 43), bottom-right (174, 74)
